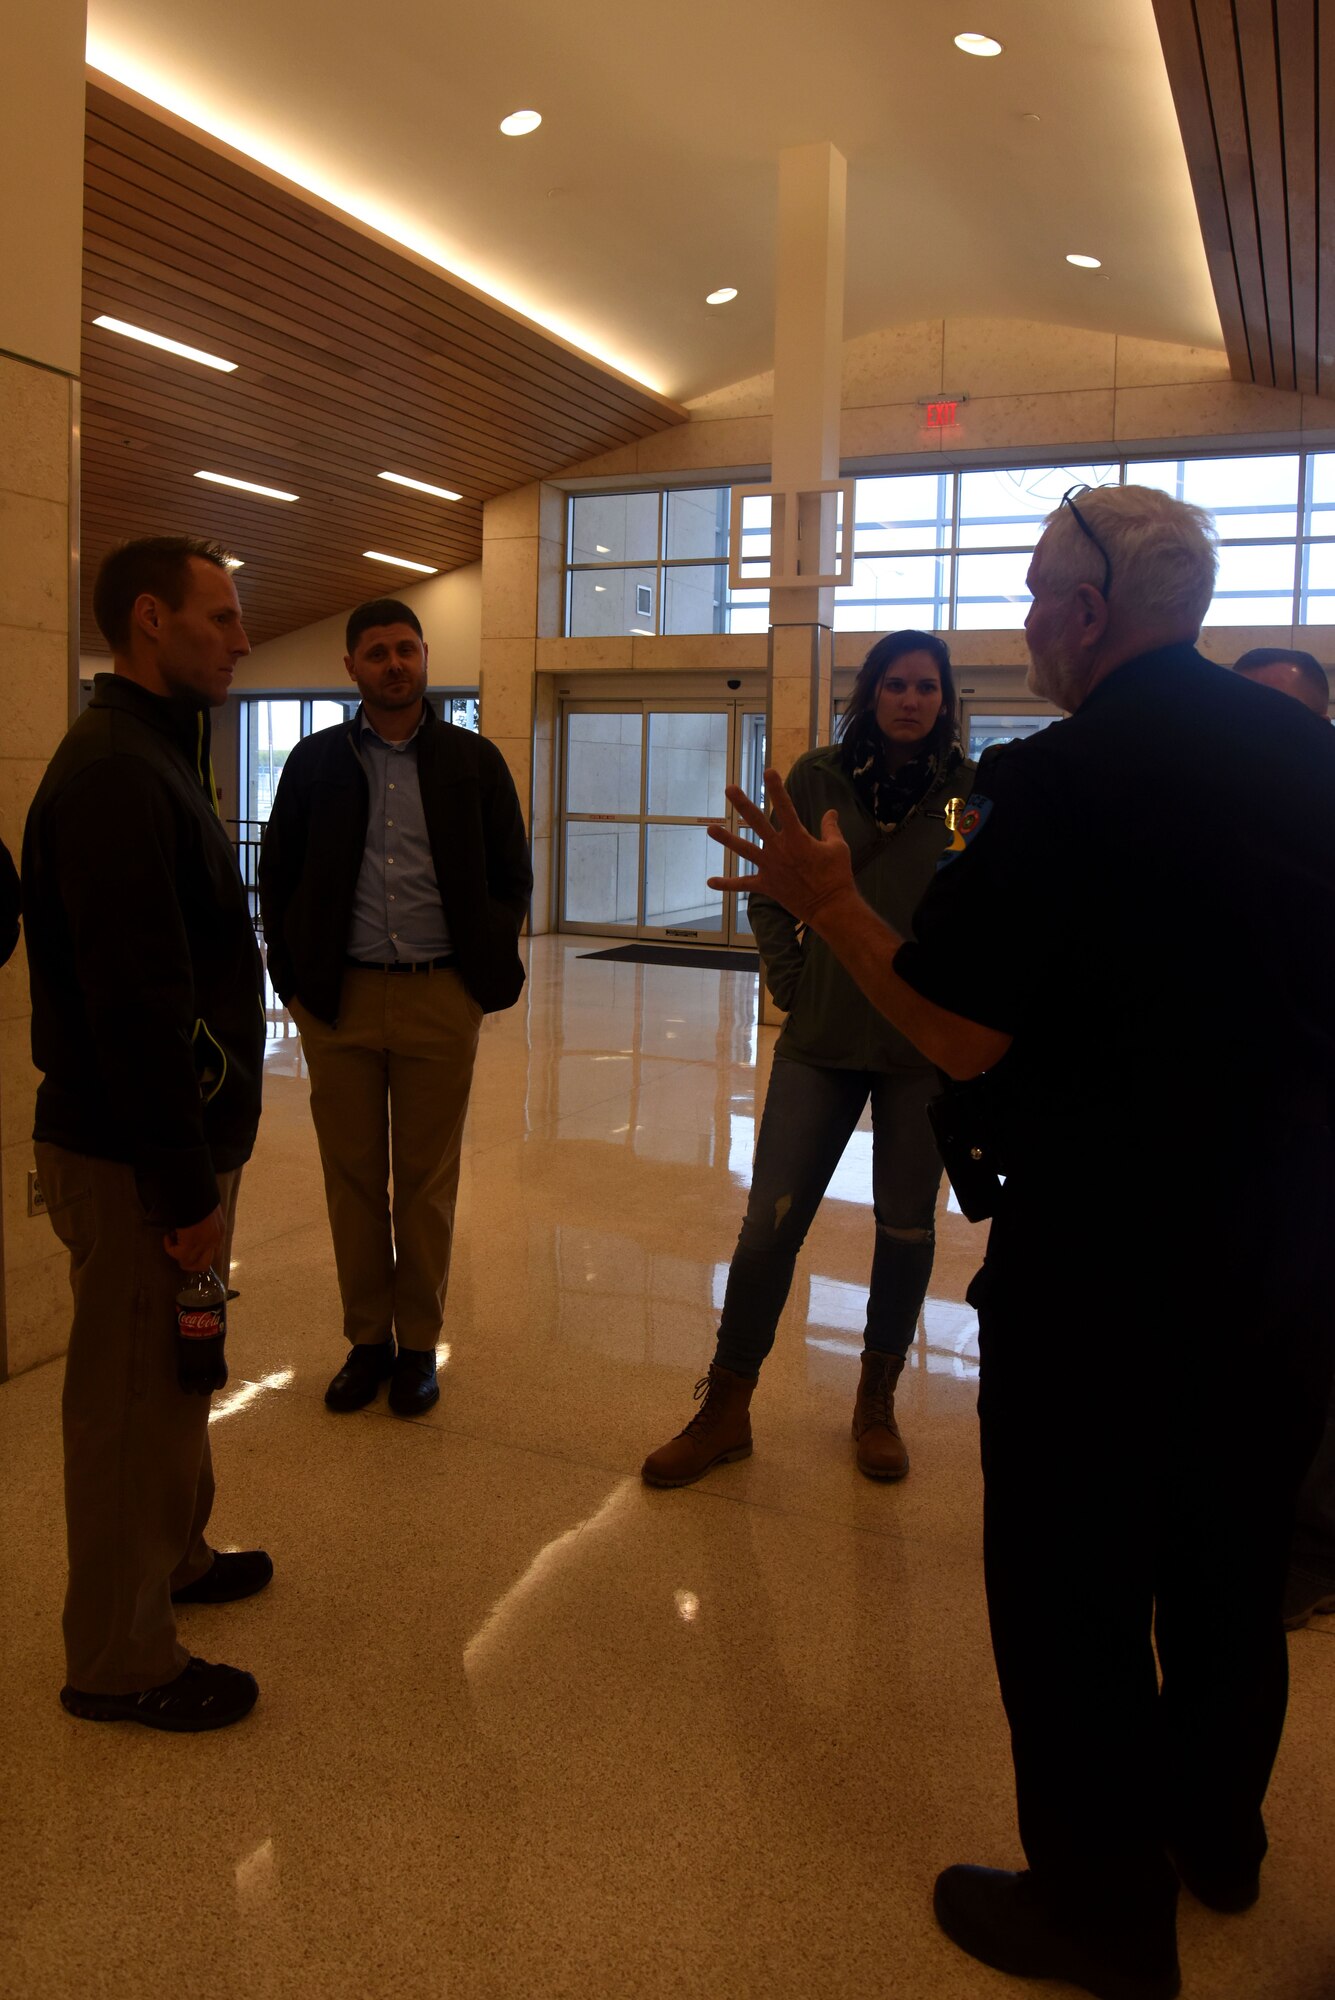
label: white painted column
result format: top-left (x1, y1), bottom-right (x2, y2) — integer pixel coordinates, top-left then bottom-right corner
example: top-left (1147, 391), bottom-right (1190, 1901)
top-left (760, 142), bottom-right (846, 1023)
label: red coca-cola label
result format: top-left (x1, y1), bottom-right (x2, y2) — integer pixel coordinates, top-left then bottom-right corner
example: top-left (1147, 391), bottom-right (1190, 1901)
top-left (178, 1309), bottom-right (223, 1337)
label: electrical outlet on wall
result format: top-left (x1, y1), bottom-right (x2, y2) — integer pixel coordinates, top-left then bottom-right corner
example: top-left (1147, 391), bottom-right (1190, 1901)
top-left (27, 1170), bottom-right (46, 1217)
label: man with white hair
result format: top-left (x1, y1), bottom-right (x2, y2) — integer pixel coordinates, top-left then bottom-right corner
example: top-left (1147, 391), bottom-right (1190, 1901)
top-left (708, 484), bottom-right (1335, 2000)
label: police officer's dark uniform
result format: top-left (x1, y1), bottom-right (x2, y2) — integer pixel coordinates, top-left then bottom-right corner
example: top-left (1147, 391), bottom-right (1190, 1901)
top-left (893, 642), bottom-right (1335, 1982)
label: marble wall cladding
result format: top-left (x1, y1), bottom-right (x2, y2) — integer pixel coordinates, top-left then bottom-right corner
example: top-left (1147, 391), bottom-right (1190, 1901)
top-left (944, 319), bottom-right (1118, 401)
top-left (1114, 335), bottom-right (1234, 389)
top-left (842, 320), bottom-right (945, 407)
top-left (1114, 381), bottom-right (1306, 445)
top-left (0, 354), bottom-right (73, 1380)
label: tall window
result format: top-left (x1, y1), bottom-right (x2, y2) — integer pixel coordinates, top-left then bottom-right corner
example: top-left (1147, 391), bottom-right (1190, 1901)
top-left (566, 453), bottom-right (1335, 634)
top-left (566, 488), bottom-right (769, 636)
top-left (239, 693), bottom-right (479, 827)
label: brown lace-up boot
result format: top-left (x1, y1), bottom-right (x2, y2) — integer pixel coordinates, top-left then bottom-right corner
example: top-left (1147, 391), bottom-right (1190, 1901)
top-left (641, 1363), bottom-right (756, 1487)
top-left (852, 1351), bottom-right (909, 1480)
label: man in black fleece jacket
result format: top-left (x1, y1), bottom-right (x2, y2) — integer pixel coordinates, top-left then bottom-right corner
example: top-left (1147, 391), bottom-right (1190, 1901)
top-left (23, 536), bottom-right (268, 1733)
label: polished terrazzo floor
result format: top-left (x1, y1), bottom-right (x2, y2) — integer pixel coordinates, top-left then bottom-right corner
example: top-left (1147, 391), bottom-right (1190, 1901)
top-left (1, 934), bottom-right (1333, 2000)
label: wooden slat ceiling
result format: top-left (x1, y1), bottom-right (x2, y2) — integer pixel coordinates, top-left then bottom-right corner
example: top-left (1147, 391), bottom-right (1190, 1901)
top-left (1152, 0), bottom-right (1334, 397)
top-left (80, 83), bottom-right (685, 654)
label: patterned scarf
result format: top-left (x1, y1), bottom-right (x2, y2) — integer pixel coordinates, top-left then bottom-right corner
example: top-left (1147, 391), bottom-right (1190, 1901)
top-left (840, 714), bottom-right (959, 831)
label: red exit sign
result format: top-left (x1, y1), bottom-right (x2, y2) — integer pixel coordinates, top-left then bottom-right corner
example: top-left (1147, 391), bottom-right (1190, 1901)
top-left (925, 399), bottom-right (959, 428)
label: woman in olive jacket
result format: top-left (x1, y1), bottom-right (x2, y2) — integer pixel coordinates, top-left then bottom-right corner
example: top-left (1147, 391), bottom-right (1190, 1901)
top-left (643, 631), bottom-right (976, 1488)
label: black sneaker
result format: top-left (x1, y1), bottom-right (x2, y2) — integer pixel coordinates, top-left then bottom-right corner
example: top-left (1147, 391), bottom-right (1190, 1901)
top-left (60, 1656), bottom-right (258, 1732)
top-left (172, 1548), bottom-right (274, 1604)
top-left (388, 1346), bottom-right (440, 1417)
top-left (933, 1865), bottom-right (1181, 2000)
top-left (324, 1338), bottom-right (396, 1412)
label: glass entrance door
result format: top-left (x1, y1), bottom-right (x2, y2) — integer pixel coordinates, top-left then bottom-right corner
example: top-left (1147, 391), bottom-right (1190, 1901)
top-left (560, 700), bottom-right (765, 946)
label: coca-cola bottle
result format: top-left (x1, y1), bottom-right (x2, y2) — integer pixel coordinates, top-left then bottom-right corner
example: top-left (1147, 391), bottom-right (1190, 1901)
top-left (175, 1266), bottom-right (229, 1395)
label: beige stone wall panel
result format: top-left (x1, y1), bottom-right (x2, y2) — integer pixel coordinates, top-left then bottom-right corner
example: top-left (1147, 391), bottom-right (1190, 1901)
top-left (957, 390), bottom-right (1117, 455)
top-left (636, 417), bottom-right (772, 475)
top-left (0, 493), bottom-right (68, 634)
top-left (842, 320), bottom-right (945, 408)
top-left (1114, 336), bottom-right (1233, 389)
top-left (0, 359), bottom-right (74, 503)
top-left (0, 1241), bottom-right (69, 1376)
top-left (841, 403), bottom-right (942, 461)
top-left (685, 371), bottom-right (775, 422)
top-left (0, 627), bottom-right (69, 763)
top-left (536, 637), bottom-right (635, 674)
top-left (1114, 382), bottom-right (1304, 445)
top-left (482, 482), bottom-right (543, 541)
top-left (945, 319), bottom-right (1117, 400)
top-left (480, 538), bottom-right (541, 641)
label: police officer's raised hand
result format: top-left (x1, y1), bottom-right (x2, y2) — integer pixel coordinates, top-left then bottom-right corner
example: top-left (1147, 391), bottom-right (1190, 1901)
top-left (164, 1205), bottom-right (226, 1274)
top-left (707, 768), bottom-right (857, 932)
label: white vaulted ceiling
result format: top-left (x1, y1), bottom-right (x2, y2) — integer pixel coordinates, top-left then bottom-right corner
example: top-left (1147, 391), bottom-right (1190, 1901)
top-left (86, 0), bottom-right (1221, 405)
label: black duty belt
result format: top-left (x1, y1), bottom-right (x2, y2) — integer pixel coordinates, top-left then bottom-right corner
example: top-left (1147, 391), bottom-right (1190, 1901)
top-left (345, 954), bottom-right (457, 974)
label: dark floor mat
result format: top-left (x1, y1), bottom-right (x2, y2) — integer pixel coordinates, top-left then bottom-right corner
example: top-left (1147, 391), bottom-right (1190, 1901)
top-left (578, 943), bottom-right (760, 973)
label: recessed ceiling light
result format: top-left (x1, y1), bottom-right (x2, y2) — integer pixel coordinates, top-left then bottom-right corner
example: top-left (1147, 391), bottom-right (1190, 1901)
top-left (94, 315), bottom-right (237, 371)
top-left (954, 32), bottom-right (1003, 56)
top-left (378, 470), bottom-right (462, 502)
top-left (1066, 253), bottom-right (1102, 269)
top-left (195, 471), bottom-right (298, 501)
top-left (500, 109), bottom-right (542, 136)
top-left (595, 544), bottom-right (610, 553)
top-left (706, 287), bottom-right (738, 305)
top-left (363, 550), bottom-right (438, 574)
top-left (594, 585), bottom-right (607, 592)
top-left (224, 557), bottom-right (245, 569)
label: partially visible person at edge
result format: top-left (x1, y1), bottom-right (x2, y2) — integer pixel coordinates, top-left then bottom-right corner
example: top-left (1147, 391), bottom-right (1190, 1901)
top-left (0, 836), bottom-right (19, 966)
top-left (642, 631), bottom-right (975, 1488)
top-left (706, 485), bottom-right (1335, 2000)
top-left (22, 536), bottom-right (269, 1735)
top-left (258, 598), bottom-right (532, 1420)
top-left (1233, 643), bottom-right (1335, 1638)
top-left (1233, 643), bottom-right (1330, 719)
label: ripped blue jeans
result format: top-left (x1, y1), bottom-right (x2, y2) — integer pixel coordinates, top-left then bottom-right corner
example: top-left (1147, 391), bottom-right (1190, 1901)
top-left (714, 1054), bottom-right (944, 1376)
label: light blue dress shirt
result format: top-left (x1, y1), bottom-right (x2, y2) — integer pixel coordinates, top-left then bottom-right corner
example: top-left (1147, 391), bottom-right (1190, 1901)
top-left (346, 712), bottom-right (453, 963)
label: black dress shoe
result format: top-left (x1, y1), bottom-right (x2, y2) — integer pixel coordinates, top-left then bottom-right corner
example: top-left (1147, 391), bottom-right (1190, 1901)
top-left (1166, 1844), bottom-right (1261, 1914)
top-left (388, 1346), bottom-right (439, 1417)
top-left (325, 1338), bottom-right (396, 1412)
top-left (172, 1548), bottom-right (274, 1604)
top-left (60, 1656), bottom-right (258, 1732)
top-left (933, 1866), bottom-right (1181, 2000)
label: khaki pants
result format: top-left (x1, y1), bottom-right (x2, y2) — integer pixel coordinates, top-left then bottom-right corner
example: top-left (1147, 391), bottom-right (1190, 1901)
top-left (293, 965), bottom-right (481, 1352)
top-left (36, 1143), bottom-right (241, 1696)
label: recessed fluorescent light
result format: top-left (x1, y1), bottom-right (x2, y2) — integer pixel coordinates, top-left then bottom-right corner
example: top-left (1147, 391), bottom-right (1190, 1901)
top-left (594, 585), bottom-right (607, 592)
top-left (706, 287), bottom-right (738, 305)
top-left (954, 32), bottom-right (1003, 56)
top-left (595, 544), bottom-right (610, 553)
top-left (94, 315), bottom-right (238, 372)
top-left (363, 550), bottom-right (438, 574)
top-left (195, 471), bottom-right (298, 501)
top-left (1066, 253), bottom-right (1102, 269)
top-left (500, 109), bottom-right (542, 136)
top-left (378, 470), bottom-right (462, 502)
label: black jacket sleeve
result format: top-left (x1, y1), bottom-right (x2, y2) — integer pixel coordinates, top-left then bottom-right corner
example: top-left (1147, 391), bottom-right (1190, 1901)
top-left (0, 838), bottom-right (19, 968)
top-left (479, 739), bottom-right (533, 926)
top-left (45, 762), bottom-right (220, 1227)
top-left (256, 748), bottom-right (310, 1003)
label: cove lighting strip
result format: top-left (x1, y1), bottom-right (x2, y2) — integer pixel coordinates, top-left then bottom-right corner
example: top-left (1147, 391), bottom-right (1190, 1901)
top-left (94, 315), bottom-right (238, 371)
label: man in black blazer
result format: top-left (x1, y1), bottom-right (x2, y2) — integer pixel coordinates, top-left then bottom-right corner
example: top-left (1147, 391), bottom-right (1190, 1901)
top-left (259, 599), bottom-right (532, 1417)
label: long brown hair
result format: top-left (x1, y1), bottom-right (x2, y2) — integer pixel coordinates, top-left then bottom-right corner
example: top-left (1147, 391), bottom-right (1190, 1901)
top-left (838, 629), bottom-right (959, 763)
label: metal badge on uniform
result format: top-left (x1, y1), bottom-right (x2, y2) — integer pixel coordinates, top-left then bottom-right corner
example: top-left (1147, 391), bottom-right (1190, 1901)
top-left (938, 792), bottom-right (993, 868)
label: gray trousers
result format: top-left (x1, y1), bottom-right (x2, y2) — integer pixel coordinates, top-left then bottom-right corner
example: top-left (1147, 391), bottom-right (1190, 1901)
top-left (37, 1143), bottom-right (241, 1695)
